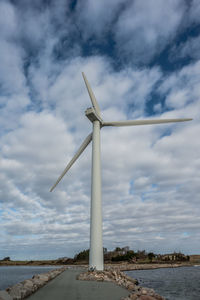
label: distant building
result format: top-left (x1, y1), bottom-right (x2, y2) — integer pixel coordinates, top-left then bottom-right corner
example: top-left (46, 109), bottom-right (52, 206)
top-left (58, 257), bottom-right (70, 260)
top-left (56, 257), bottom-right (73, 264)
top-left (122, 246), bottom-right (130, 253)
top-left (115, 246), bottom-right (130, 255)
top-left (104, 246), bottom-right (130, 261)
top-left (190, 255), bottom-right (200, 263)
top-left (160, 253), bottom-right (188, 261)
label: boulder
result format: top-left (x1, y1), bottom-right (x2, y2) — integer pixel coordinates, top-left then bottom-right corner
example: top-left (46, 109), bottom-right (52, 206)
top-left (37, 274), bottom-right (49, 283)
top-left (127, 284), bottom-right (135, 291)
top-left (141, 289), bottom-right (148, 295)
top-left (4, 267), bottom-right (67, 300)
top-left (129, 294), bottom-right (139, 300)
top-left (154, 295), bottom-right (165, 300)
top-left (0, 290), bottom-right (13, 300)
top-left (138, 296), bottom-right (156, 300)
top-left (6, 283), bottom-right (24, 300)
top-left (78, 269), bottom-right (166, 300)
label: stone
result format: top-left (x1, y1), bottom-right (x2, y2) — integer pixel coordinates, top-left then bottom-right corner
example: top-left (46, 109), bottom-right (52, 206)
top-left (154, 295), bottom-right (165, 300)
top-left (125, 275), bottom-right (139, 285)
top-left (144, 288), bottom-right (155, 296)
top-left (23, 280), bottom-right (35, 290)
top-left (6, 283), bottom-right (24, 300)
top-left (127, 284), bottom-right (136, 291)
top-left (37, 274), bottom-right (49, 283)
top-left (20, 280), bottom-right (36, 298)
top-left (129, 294), bottom-right (139, 300)
top-left (141, 289), bottom-right (148, 295)
top-left (0, 290), bottom-right (13, 300)
top-left (77, 269), bottom-right (165, 300)
top-left (2, 267), bottom-right (68, 300)
top-left (32, 278), bottom-right (44, 288)
top-left (138, 296), bottom-right (156, 300)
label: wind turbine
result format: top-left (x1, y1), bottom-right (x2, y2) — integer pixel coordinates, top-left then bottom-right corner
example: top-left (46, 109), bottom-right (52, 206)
top-left (50, 73), bottom-right (192, 271)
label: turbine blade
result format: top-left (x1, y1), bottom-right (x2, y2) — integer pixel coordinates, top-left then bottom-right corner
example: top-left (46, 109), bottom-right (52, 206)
top-left (82, 72), bottom-right (101, 117)
top-left (102, 118), bottom-right (192, 127)
top-left (50, 132), bottom-right (92, 192)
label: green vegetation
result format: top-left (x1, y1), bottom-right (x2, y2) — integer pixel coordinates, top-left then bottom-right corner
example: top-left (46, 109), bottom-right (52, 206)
top-left (148, 252), bottom-right (155, 262)
top-left (0, 258), bottom-right (73, 266)
top-left (0, 248), bottom-right (191, 266)
top-left (111, 251), bottom-right (135, 262)
top-left (74, 249), bottom-right (89, 262)
top-left (2, 257), bottom-right (10, 261)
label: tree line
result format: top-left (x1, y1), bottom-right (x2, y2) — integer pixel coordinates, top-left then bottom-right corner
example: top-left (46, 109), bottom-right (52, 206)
top-left (73, 247), bottom-right (189, 263)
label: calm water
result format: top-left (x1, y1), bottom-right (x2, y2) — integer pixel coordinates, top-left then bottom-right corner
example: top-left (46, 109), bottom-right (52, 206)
top-left (0, 266), bottom-right (61, 290)
top-left (126, 266), bottom-right (200, 300)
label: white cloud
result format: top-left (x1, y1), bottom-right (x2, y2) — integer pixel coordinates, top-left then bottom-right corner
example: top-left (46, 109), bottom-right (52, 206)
top-left (114, 0), bottom-right (185, 64)
top-left (75, 0), bottom-right (124, 40)
top-left (0, 1), bottom-right (17, 39)
top-left (170, 35), bottom-right (200, 61)
top-left (0, 39), bottom-right (26, 94)
top-left (188, 0), bottom-right (200, 25)
top-left (158, 60), bottom-right (200, 110)
top-left (74, 0), bottom-right (187, 64)
top-left (1, 55), bottom-right (199, 257)
top-left (0, 0), bottom-right (200, 260)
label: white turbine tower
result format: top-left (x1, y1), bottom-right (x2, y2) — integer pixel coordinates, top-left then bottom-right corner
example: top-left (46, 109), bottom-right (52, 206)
top-left (50, 73), bottom-right (192, 271)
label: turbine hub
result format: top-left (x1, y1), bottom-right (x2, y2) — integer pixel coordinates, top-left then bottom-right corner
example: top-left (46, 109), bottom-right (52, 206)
top-left (85, 107), bottom-right (102, 124)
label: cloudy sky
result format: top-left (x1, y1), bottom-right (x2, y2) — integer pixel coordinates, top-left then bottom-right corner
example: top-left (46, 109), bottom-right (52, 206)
top-left (0, 0), bottom-right (199, 260)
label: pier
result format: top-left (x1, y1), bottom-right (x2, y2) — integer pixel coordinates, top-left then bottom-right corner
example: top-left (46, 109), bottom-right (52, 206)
top-left (27, 268), bottom-right (129, 300)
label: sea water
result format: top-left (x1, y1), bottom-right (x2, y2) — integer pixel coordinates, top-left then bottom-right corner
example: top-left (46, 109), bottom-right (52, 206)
top-left (126, 266), bottom-right (200, 300)
top-left (0, 265), bottom-right (61, 290)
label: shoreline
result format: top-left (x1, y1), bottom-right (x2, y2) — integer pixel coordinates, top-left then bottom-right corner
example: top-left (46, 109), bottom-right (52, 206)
top-left (78, 268), bottom-right (165, 300)
top-left (105, 262), bottom-right (194, 271)
top-left (0, 266), bottom-right (68, 300)
top-left (0, 263), bottom-right (196, 300)
top-left (0, 267), bottom-right (164, 300)
top-left (0, 261), bottom-right (195, 268)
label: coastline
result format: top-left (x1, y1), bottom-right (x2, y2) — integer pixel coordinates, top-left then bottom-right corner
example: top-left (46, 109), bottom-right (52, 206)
top-left (78, 268), bottom-right (165, 300)
top-left (0, 263), bottom-right (196, 300)
top-left (0, 266), bottom-right (68, 300)
top-left (0, 260), bottom-right (66, 267)
top-left (0, 260), bottom-right (195, 268)
top-left (105, 262), bottom-right (194, 271)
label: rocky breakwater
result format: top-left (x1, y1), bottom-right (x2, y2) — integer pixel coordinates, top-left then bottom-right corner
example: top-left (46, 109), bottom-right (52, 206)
top-left (0, 266), bottom-right (67, 300)
top-left (78, 269), bottom-right (165, 300)
top-left (105, 263), bottom-right (188, 271)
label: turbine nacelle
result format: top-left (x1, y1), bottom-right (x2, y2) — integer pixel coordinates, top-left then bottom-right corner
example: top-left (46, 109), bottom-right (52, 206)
top-left (85, 107), bottom-right (103, 124)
